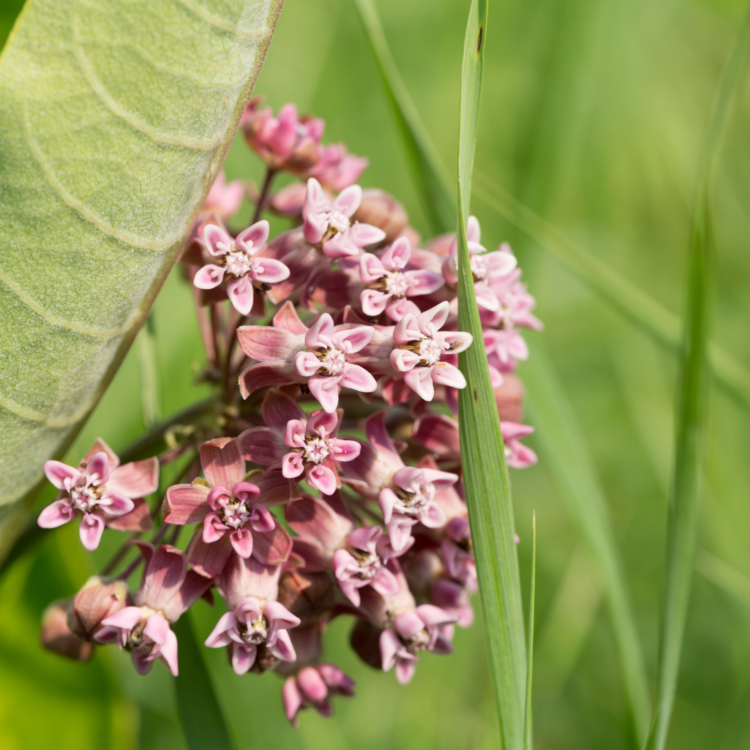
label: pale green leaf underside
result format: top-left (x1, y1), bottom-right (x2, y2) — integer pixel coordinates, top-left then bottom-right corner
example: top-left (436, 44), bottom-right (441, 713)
top-left (0, 0), bottom-right (282, 506)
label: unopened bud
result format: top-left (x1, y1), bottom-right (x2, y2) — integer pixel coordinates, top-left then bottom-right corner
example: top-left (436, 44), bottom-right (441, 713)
top-left (68, 576), bottom-right (130, 641)
top-left (41, 600), bottom-right (92, 662)
top-left (353, 189), bottom-right (409, 244)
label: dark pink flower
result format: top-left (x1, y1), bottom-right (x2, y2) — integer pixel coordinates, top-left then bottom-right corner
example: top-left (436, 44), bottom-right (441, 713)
top-left (281, 410), bottom-right (360, 495)
top-left (193, 222), bottom-right (289, 315)
top-left (389, 302), bottom-right (472, 401)
top-left (163, 438), bottom-right (297, 577)
top-left (440, 517), bottom-right (477, 592)
top-left (359, 237), bottom-right (444, 319)
top-left (308, 143), bottom-right (369, 192)
top-left (237, 305), bottom-right (377, 412)
top-left (38, 439), bottom-right (158, 551)
top-left (204, 596), bottom-right (300, 675)
top-left (94, 544), bottom-right (210, 676)
top-left (380, 605), bottom-right (458, 684)
top-left (302, 178), bottom-right (385, 258)
top-left (332, 526), bottom-right (399, 606)
top-left (283, 664), bottom-right (355, 726)
top-left (203, 170), bottom-right (245, 220)
top-left (501, 422), bottom-right (538, 468)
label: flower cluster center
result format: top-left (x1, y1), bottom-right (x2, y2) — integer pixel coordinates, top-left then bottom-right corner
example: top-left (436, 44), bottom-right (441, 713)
top-left (326, 207), bottom-right (351, 235)
top-left (382, 271), bottom-right (410, 298)
top-left (239, 615), bottom-right (269, 645)
top-left (316, 347), bottom-right (347, 376)
top-left (224, 249), bottom-right (252, 278)
top-left (69, 481), bottom-right (104, 513)
top-left (352, 549), bottom-right (381, 580)
top-left (304, 436), bottom-right (330, 464)
top-left (417, 337), bottom-right (443, 367)
top-left (219, 495), bottom-right (252, 529)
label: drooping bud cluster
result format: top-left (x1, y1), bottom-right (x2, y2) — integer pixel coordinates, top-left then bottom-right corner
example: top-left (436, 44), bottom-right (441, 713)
top-left (38, 99), bottom-right (541, 726)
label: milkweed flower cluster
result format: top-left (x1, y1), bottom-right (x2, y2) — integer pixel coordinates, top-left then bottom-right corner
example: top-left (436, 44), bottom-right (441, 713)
top-left (38, 99), bottom-right (541, 726)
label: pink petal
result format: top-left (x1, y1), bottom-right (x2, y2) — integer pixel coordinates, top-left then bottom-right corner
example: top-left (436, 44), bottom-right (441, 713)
top-left (200, 438), bottom-right (245, 491)
top-left (282, 452), bottom-right (305, 478)
top-left (131, 650), bottom-right (155, 675)
top-left (439, 331), bottom-right (473, 354)
top-left (108, 458), bottom-right (159, 498)
top-left (417, 302), bottom-right (450, 337)
top-left (252, 257), bottom-right (290, 285)
top-left (372, 567), bottom-right (400, 597)
top-left (404, 367), bottom-right (435, 400)
top-left (340, 364), bottom-right (377, 393)
top-left (330, 438), bottom-right (360, 462)
top-left (143, 612), bottom-right (169, 645)
top-left (390, 348), bottom-right (420, 372)
top-left (163, 484), bottom-right (211, 524)
top-left (227, 277), bottom-right (255, 316)
top-left (501, 422), bottom-right (535, 440)
top-left (393, 314), bottom-right (421, 344)
top-left (296, 666), bottom-right (328, 702)
top-left (203, 513), bottom-right (228, 544)
top-left (305, 313), bottom-right (334, 349)
top-left (38, 499), bottom-right (75, 528)
top-left (306, 464), bottom-right (338, 495)
top-left (236, 220), bottom-right (270, 252)
top-left (285, 496), bottom-right (352, 550)
top-left (308, 376), bottom-right (342, 413)
top-left (265, 600), bottom-right (301, 631)
top-left (395, 658), bottom-right (418, 684)
top-left (331, 325), bottom-right (374, 354)
top-left (261, 389), bottom-right (305, 428)
top-left (252, 525), bottom-right (293, 565)
top-left (405, 269), bottom-right (444, 296)
top-left (381, 236), bottom-right (411, 269)
top-left (233, 481), bottom-right (261, 504)
top-left (361, 289), bottom-right (390, 316)
top-left (237, 427), bottom-right (286, 466)
top-left (158, 627), bottom-right (179, 676)
top-left (236, 326), bottom-right (300, 362)
top-left (231, 644), bottom-right (256, 675)
top-left (107, 497), bottom-right (153, 532)
top-left (294, 350), bottom-right (322, 378)
top-left (99, 491), bottom-right (134, 516)
top-left (253, 469), bottom-right (301, 506)
top-left (202, 223), bottom-right (233, 256)
top-left (138, 545), bottom-right (187, 610)
top-left (359, 253), bottom-right (386, 283)
top-left (86, 452), bottom-right (110, 485)
top-left (431, 362), bottom-right (466, 390)
top-left (268, 629), bottom-right (297, 662)
top-left (230, 528), bottom-right (254, 558)
top-left (193, 264), bottom-right (226, 290)
top-left (249, 503), bottom-right (276, 533)
top-left (283, 678), bottom-right (304, 725)
top-left (79, 513), bottom-right (106, 551)
top-left (322, 232), bottom-right (361, 259)
top-left (306, 409), bottom-right (338, 438)
top-left (204, 612), bottom-right (239, 647)
top-left (43, 461), bottom-right (81, 491)
top-left (412, 414), bottom-right (460, 456)
top-left (272, 300), bottom-right (309, 335)
top-left (379, 629), bottom-right (401, 671)
top-left (187, 531), bottom-right (233, 578)
top-left (348, 222), bottom-right (386, 247)
top-left (385, 298), bottom-right (421, 322)
top-left (238, 363), bottom-right (292, 399)
top-left (100, 606), bottom-right (144, 633)
top-left (333, 184), bottom-right (362, 216)
top-left (418, 503), bottom-right (447, 528)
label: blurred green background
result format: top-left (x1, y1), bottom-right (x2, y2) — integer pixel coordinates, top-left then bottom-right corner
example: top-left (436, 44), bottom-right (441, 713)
top-left (2, 0), bottom-right (750, 747)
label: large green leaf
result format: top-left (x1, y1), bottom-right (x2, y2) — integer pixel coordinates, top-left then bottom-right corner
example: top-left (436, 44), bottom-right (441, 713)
top-left (455, 1), bottom-right (527, 747)
top-left (0, 0), bottom-right (283, 523)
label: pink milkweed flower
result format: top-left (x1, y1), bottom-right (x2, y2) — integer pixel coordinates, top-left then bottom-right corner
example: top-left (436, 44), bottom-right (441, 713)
top-left (38, 438), bottom-right (158, 551)
top-left (283, 664), bottom-right (355, 726)
top-left (203, 170), bottom-right (245, 220)
top-left (242, 101), bottom-right (324, 173)
top-left (94, 544), bottom-right (211, 676)
top-left (163, 438), bottom-right (298, 578)
top-left (501, 422), bottom-right (538, 468)
top-left (484, 327), bottom-right (529, 373)
top-left (389, 301), bottom-right (472, 401)
top-left (193, 221), bottom-right (290, 316)
top-left (431, 578), bottom-right (475, 628)
top-left (332, 526), bottom-right (400, 607)
top-left (237, 304), bottom-right (377, 413)
top-left (281, 410), bottom-right (361, 495)
top-left (359, 237), bottom-right (444, 319)
top-left (440, 517), bottom-right (477, 593)
top-left (441, 218), bottom-right (518, 312)
top-left (380, 605), bottom-right (458, 684)
top-left (308, 143), bottom-right (369, 192)
top-left (302, 178), bottom-right (385, 258)
top-left (204, 596), bottom-right (300, 675)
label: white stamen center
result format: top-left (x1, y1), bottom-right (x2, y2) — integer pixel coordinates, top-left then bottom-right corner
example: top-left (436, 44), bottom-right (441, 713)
top-left (470, 255), bottom-right (488, 281)
top-left (384, 271), bottom-right (410, 297)
top-left (320, 347), bottom-right (346, 376)
top-left (326, 208), bottom-right (351, 234)
top-left (240, 615), bottom-right (268, 645)
top-left (69, 481), bottom-right (104, 513)
top-left (418, 337), bottom-right (443, 367)
top-left (225, 250), bottom-right (252, 278)
top-left (304, 437), bottom-right (330, 464)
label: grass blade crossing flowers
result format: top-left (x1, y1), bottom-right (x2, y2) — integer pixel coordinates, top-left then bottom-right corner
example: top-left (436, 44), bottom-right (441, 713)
top-left (455, 1), bottom-right (527, 746)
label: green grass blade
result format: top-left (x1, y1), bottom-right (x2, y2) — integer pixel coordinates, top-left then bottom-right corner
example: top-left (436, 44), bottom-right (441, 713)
top-left (524, 512), bottom-right (537, 750)
top-left (471, 175), bottom-right (750, 413)
top-left (644, 10), bottom-right (750, 747)
top-left (524, 343), bottom-right (651, 741)
top-left (455, 2), bottom-right (527, 748)
top-left (353, 0), bottom-right (455, 233)
top-left (172, 614), bottom-right (236, 750)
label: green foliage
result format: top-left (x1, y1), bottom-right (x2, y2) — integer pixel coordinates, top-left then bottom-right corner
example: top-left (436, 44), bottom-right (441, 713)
top-left (0, 0), bottom-right (283, 520)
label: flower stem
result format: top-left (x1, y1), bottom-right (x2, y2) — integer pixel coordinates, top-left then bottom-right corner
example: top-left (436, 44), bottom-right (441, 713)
top-left (252, 167), bottom-right (277, 224)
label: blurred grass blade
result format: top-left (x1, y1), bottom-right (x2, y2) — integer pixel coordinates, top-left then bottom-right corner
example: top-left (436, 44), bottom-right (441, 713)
top-left (353, 0), bottom-right (455, 233)
top-left (524, 343), bottom-right (650, 741)
top-left (173, 615), bottom-right (236, 750)
top-left (697, 550), bottom-right (750, 608)
top-left (136, 314), bottom-right (161, 428)
top-left (472, 176), bottom-right (750, 413)
top-left (645, 10), bottom-right (749, 747)
top-left (455, 2), bottom-right (527, 748)
top-left (524, 512), bottom-right (537, 750)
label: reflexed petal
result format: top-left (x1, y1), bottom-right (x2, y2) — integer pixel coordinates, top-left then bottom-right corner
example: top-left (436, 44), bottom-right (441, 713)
top-left (331, 325), bottom-right (373, 354)
top-left (361, 289), bottom-right (389, 316)
top-left (86, 452), bottom-right (110, 485)
top-left (79, 513), bottom-right (106, 551)
top-left (412, 414), bottom-right (460, 456)
top-left (282, 452), bottom-right (305, 478)
top-left (272, 300), bottom-right (309, 335)
top-left (193, 264), bottom-right (226, 289)
top-left (404, 269), bottom-right (444, 296)
top-left (381, 236), bottom-right (411, 269)
top-left (138, 544), bottom-right (187, 610)
top-left (131, 650), bottom-right (155, 675)
top-left (404, 367), bottom-right (435, 401)
top-left (163, 484), bottom-right (211, 524)
top-left (305, 313), bottom-right (335, 349)
top-left (295, 350), bottom-right (322, 378)
top-left (340, 364), bottom-right (377, 393)
top-left (200, 438), bottom-right (245, 490)
top-left (203, 513), bottom-right (228, 544)
top-left (158, 628), bottom-right (179, 676)
top-left (334, 184), bottom-right (362, 217)
top-left (238, 363), bottom-right (293, 398)
top-left (431, 362), bottom-right (466, 390)
top-left (204, 612), bottom-right (239, 647)
top-left (359, 253), bottom-right (386, 283)
top-left (251, 257), bottom-right (290, 285)
top-left (236, 325), bottom-right (300, 362)
top-left (187, 531), bottom-right (233, 579)
top-left (227, 276), bottom-right (255, 316)
top-left (254, 469), bottom-right (301, 506)
top-left (202, 223), bottom-right (233, 256)
top-left (390, 348), bottom-right (420, 372)
top-left (230, 528), bottom-right (254, 558)
top-left (261, 388), bottom-right (305, 428)
top-left (99, 491), bottom-right (134, 516)
top-left (348, 222), bottom-right (386, 247)
top-left (38, 499), bottom-right (76, 528)
top-left (285, 496), bottom-right (352, 550)
top-left (330, 438), bottom-right (360, 462)
top-left (107, 497), bottom-right (153, 532)
top-left (252, 525), bottom-right (293, 565)
top-left (231, 644), bottom-right (257, 675)
top-left (306, 464), bottom-right (337, 495)
top-left (43, 461), bottom-right (81, 491)
top-left (269, 629), bottom-right (297, 662)
top-left (237, 427), bottom-right (286, 466)
top-left (108, 457), bottom-right (159, 498)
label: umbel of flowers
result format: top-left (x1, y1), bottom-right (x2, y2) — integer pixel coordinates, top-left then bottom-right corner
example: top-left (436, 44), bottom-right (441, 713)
top-left (37, 98), bottom-right (541, 726)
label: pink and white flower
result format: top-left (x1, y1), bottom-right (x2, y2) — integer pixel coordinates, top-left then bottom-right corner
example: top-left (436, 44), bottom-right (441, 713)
top-left (204, 596), bottom-right (300, 675)
top-left (203, 170), bottom-right (245, 220)
top-left (193, 221), bottom-right (290, 315)
top-left (389, 302), bottom-right (472, 401)
top-left (38, 439), bottom-right (158, 551)
top-left (302, 178), bottom-right (385, 258)
top-left (359, 237), bottom-right (444, 319)
top-left (308, 143), bottom-right (369, 192)
top-left (282, 664), bottom-right (355, 726)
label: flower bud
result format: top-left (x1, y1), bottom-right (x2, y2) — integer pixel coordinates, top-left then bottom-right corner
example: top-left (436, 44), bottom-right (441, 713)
top-left (41, 600), bottom-right (92, 662)
top-left (68, 576), bottom-right (130, 641)
top-left (495, 373), bottom-right (524, 423)
top-left (353, 189), bottom-right (409, 245)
